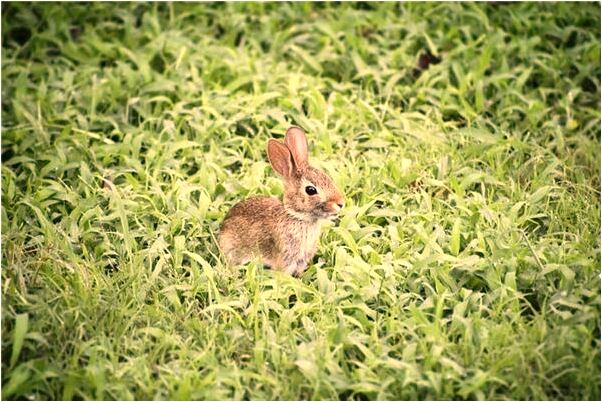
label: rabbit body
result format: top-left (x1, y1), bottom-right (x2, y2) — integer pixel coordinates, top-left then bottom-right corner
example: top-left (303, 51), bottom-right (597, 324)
top-left (218, 196), bottom-right (322, 276)
top-left (218, 127), bottom-right (344, 276)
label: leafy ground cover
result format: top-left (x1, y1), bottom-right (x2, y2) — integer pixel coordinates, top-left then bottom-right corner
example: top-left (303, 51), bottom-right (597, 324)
top-left (1, 2), bottom-right (600, 400)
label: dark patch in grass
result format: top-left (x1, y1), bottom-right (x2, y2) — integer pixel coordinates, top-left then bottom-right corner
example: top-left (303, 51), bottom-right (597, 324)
top-left (442, 110), bottom-right (467, 127)
top-left (214, 23), bottom-right (225, 39)
top-left (185, 161), bottom-right (200, 176)
top-left (522, 215), bottom-right (550, 237)
top-left (233, 117), bottom-right (259, 137)
top-left (110, 132), bottom-right (122, 143)
top-left (150, 53), bottom-right (166, 74)
top-left (353, 2), bottom-right (377, 11)
top-left (407, 178), bottom-right (423, 192)
top-left (260, 39), bottom-right (270, 52)
top-left (522, 291), bottom-right (542, 317)
top-left (128, 107), bottom-right (141, 125)
top-left (525, 71), bottom-right (543, 89)
top-left (225, 160), bottom-right (242, 174)
top-left (235, 31), bottom-right (244, 47)
top-left (6, 26), bottom-right (32, 46)
top-left (581, 76), bottom-right (598, 93)
top-left (104, 259), bottom-right (119, 275)
top-left (413, 50), bottom-right (442, 77)
top-left (301, 100), bottom-right (309, 116)
top-left (1, 148), bottom-right (15, 162)
top-left (69, 26), bottom-right (82, 41)
top-left (320, 89), bottom-right (332, 100)
top-left (288, 293), bottom-right (297, 307)
top-left (565, 30), bottom-right (579, 48)
top-left (95, 100), bottom-right (111, 115)
top-left (338, 390), bottom-right (355, 400)
top-left (99, 59), bottom-right (117, 68)
top-left (133, 5), bottom-right (146, 28)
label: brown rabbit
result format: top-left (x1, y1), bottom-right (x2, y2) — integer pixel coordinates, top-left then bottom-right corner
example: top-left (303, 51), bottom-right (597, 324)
top-left (218, 126), bottom-right (345, 276)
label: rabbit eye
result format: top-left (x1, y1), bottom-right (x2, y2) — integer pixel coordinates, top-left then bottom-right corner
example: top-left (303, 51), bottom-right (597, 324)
top-left (305, 186), bottom-right (317, 195)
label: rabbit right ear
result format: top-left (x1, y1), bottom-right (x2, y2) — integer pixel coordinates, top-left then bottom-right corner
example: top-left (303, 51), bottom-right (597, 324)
top-left (267, 139), bottom-right (293, 177)
top-left (284, 126), bottom-right (308, 170)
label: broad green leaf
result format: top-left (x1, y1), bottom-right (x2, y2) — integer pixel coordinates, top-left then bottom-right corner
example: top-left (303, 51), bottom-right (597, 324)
top-left (10, 313), bottom-right (28, 368)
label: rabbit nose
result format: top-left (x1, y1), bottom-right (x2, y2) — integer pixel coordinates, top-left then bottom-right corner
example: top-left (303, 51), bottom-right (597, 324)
top-left (330, 198), bottom-right (344, 212)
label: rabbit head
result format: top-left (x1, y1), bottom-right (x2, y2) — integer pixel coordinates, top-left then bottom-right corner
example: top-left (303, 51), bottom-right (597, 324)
top-left (267, 126), bottom-right (344, 221)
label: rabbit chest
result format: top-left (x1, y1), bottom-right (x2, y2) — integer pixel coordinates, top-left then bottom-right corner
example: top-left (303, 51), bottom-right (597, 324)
top-left (280, 220), bottom-right (322, 265)
top-left (298, 222), bottom-right (321, 261)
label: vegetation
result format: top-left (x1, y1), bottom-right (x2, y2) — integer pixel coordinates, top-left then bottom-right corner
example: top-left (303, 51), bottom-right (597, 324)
top-left (1, 2), bottom-right (600, 400)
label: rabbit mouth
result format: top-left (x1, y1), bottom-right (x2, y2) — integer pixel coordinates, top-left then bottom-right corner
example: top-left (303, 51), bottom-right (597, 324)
top-left (315, 203), bottom-right (341, 219)
top-left (325, 213), bottom-right (340, 222)
top-left (287, 203), bottom-right (340, 221)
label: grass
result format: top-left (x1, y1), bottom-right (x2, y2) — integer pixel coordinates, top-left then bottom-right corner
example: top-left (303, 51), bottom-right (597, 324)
top-left (1, 1), bottom-right (600, 400)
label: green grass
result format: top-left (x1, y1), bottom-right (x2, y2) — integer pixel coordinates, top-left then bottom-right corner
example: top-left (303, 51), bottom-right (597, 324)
top-left (1, 2), bottom-right (600, 400)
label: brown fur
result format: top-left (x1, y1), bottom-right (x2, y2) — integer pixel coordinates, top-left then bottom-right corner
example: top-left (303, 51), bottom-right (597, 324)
top-left (218, 127), bottom-right (344, 276)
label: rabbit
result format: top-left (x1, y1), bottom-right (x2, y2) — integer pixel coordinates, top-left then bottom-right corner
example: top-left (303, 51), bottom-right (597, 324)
top-left (218, 126), bottom-right (345, 277)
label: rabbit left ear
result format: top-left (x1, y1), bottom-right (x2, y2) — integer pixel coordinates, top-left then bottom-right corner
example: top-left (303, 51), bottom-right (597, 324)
top-left (267, 139), bottom-right (293, 177)
top-left (284, 126), bottom-right (308, 171)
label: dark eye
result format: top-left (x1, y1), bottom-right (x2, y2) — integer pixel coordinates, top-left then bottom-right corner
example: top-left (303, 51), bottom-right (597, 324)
top-left (305, 185), bottom-right (317, 195)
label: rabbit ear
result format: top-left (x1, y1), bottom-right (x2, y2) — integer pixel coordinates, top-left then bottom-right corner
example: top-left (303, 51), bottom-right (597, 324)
top-left (267, 139), bottom-right (293, 177)
top-left (284, 126), bottom-right (308, 170)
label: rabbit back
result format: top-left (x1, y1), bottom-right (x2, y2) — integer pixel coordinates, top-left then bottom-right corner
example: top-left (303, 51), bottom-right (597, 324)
top-left (218, 196), bottom-right (284, 268)
top-left (218, 195), bottom-right (322, 275)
